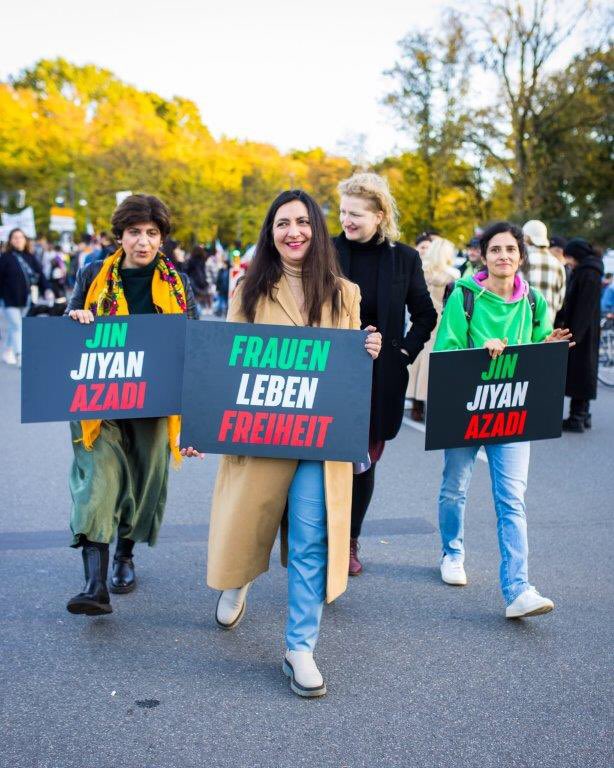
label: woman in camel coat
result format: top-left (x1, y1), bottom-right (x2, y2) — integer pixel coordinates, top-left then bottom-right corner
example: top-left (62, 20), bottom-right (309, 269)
top-left (185, 189), bottom-right (381, 698)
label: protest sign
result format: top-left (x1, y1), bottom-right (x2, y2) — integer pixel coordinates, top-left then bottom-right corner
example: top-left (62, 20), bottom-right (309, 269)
top-left (181, 322), bottom-right (372, 461)
top-left (21, 315), bottom-right (186, 423)
top-left (425, 342), bottom-right (568, 450)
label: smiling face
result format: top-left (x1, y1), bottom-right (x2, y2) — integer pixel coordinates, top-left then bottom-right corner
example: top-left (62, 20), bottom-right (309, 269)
top-left (9, 230), bottom-right (27, 252)
top-left (272, 200), bottom-right (312, 265)
top-left (340, 195), bottom-right (383, 243)
top-left (120, 221), bottom-right (162, 269)
top-left (482, 232), bottom-right (522, 278)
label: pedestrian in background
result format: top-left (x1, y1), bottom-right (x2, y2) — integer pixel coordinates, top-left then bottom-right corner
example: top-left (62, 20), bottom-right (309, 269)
top-left (407, 237), bottom-right (460, 422)
top-left (0, 227), bottom-right (53, 366)
top-left (185, 245), bottom-right (210, 316)
top-left (214, 259), bottom-right (230, 316)
top-left (460, 236), bottom-right (482, 277)
top-left (434, 221), bottom-right (573, 618)
top-left (561, 238), bottom-right (604, 432)
top-left (189, 189), bottom-right (381, 698)
top-left (333, 172), bottom-right (437, 576)
top-left (522, 219), bottom-right (566, 325)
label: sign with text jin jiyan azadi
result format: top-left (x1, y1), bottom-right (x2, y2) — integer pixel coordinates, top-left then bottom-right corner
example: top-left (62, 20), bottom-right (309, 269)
top-left (21, 315), bottom-right (186, 423)
top-left (180, 322), bottom-right (373, 461)
top-left (425, 342), bottom-right (568, 451)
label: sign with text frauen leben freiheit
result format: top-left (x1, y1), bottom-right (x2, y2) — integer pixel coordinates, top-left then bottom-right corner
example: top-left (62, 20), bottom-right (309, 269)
top-left (425, 342), bottom-right (568, 451)
top-left (181, 322), bottom-right (373, 462)
top-left (21, 315), bottom-right (186, 423)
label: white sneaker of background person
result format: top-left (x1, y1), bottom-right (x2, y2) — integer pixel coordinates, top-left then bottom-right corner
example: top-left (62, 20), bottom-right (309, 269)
top-left (2, 348), bottom-right (17, 365)
top-left (440, 554), bottom-right (467, 586)
top-left (505, 586), bottom-right (554, 618)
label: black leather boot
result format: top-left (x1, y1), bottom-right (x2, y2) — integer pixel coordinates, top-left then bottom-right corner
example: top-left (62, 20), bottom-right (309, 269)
top-left (66, 542), bottom-right (112, 615)
top-left (110, 538), bottom-right (136, 594)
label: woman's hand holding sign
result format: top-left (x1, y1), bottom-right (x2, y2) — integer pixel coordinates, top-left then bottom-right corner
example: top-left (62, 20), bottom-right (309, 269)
top-left (180, 446), bottom-right (205, 459)
top-left (68, 309), bottom-right (95, 324)
top-left (545, 328), bottom-right (575, 347)
top-left (364, 326), bottom-right (382, 360)
top-left (484, 337), bottom-right (508, 359)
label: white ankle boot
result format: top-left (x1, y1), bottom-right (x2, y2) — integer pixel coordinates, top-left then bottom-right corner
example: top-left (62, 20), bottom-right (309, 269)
top-left (215, 582), bottom-right (251, 629)
top-left (283, 650), bottom-right (327, 698)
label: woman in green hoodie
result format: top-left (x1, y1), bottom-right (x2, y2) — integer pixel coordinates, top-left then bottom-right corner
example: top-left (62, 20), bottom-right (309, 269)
top-left (434, 221), bottom-right (572, 618)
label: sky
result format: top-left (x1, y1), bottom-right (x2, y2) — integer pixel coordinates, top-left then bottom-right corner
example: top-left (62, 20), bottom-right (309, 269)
top-left (0, 0), bottom-right (449, 160)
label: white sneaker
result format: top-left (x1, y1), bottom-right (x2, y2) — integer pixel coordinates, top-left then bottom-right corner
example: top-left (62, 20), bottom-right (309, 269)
top-left (215, 582), bottom-right (251, 629)
top-left (440, 555), bottom-right (467, 586)
top-left (506, 587), bottom-right (554, 618)
top-left (283, 650), bottom-right (327, 698)
top-left (2, 349), bottom-right (17, 366)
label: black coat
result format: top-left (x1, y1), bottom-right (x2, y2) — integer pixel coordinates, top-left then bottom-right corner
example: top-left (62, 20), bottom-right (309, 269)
top-left (563, 256), bottom-right (604, 400)
top-left (0, 249), bottom-right (50, 307)
top-left (333, 234), bottom-right (437, 441)
top-left (66, 259), bottom-right (198, 319)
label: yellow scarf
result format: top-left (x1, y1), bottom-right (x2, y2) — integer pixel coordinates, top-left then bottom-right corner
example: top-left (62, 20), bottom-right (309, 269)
top-left (77, 248), bottom-right (185, 465)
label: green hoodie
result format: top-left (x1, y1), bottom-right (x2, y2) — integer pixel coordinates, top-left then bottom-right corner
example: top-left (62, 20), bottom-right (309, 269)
top-left (434, 273), bottom-right (553, 351)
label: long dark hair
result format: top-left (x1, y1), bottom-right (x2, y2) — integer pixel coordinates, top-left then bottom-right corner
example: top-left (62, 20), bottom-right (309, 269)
top-left (4, 228), bottom-right (30, 254)
top-left (240, 189), bottom-right (342, 325)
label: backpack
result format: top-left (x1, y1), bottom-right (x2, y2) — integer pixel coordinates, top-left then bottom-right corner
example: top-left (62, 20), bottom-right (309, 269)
top-left (442, 282), bottom-right (538, 348)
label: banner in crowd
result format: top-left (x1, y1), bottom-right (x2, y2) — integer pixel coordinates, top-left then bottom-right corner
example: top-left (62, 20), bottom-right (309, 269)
top-left (181, 322), bottom-right (372, 461)
top-left (1, 206), bottom-right (37, 239)
top-left (425, 342), bottom-right (568, 450)
top-left (21, 315), bottom-right (186, 423)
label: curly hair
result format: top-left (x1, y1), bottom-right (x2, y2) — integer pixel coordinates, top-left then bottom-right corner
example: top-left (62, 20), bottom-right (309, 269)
top-left (337, 172), bottom-right (400, 243)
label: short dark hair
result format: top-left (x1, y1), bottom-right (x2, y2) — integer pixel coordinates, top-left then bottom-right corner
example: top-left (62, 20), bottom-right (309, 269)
top-left (479, 221), bottom-right (527, 263)
top-left (111, 194), bottom-right (171, 240)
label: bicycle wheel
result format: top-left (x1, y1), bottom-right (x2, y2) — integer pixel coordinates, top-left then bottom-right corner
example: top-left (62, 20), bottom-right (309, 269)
top-left (598, 327), bottom-right (614, 387)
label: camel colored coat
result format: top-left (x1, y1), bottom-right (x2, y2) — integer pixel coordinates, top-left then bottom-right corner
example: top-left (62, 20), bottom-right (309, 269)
top-left (207, 275), bottom-right (362, 603)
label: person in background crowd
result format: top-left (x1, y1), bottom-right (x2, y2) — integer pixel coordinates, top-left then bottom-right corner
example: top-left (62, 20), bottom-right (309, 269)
top-left (415, 231), bottom-right (438, 259)
top-left (214, 259), bottom-right (230, 317)
top-left (434, 221), bottom-right (573, 618)
top-left (561, 238), bottom-right (604, 432)
top-left (64, 194), bottom-right (197, 617)
top-left (522, 220), bottom-right (566, 325)
top-left (42, 242), bottom-right (68, 298)
top-left (185, 189), bottom-right (381, 698)
top-left (602, 277), bottom-right (614, 315)
top-left (334, 173), bottom-right (437, 576)
top-left (0, 228), bottom-right (53, 366)
top-left (83, 231), bottom-right (116, 266)
top-left (185, 245), bottom-right (210, 316)
top-left (205, 247), bottom-right (219, 306)
top-left (550, 235), bottom-right (571, 327)
top-left (407, 238), bottom-right (460, 422)
top-left (461, 237), bottom-right (482, 277)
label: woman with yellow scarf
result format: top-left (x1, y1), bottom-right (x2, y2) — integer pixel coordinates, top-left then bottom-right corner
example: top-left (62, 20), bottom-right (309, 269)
top-left (65, 194), bottom-right (196, 616)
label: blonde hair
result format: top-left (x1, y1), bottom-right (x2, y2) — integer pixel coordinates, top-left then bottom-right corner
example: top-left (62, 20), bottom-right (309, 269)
top-left (423, 237), bottom-right (456, 282)
top-left (337, 172), bottom-right (400, 243)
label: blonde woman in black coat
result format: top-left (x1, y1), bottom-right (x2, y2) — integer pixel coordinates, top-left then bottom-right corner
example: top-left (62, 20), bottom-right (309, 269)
top-left (333, 173), bottom-right (437, 576)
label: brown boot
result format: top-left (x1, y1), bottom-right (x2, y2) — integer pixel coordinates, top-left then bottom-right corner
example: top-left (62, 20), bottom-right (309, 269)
top-left (349, 538), bottom-right (363, 576)
top-left (411, 400), bottom-right (425, 422)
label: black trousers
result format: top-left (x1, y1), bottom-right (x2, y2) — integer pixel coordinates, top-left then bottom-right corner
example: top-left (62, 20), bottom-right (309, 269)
top-left (350, 464), bottom-right (376, 539)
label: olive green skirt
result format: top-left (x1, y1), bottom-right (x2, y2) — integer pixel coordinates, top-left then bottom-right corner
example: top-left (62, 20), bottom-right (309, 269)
top-left (69, 418), bottom-right (170, 547)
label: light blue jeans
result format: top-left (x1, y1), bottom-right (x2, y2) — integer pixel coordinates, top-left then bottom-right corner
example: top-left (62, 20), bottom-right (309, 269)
top-left (438, 442), bottom-right (532, 604)
top-left (285, 460), bottom-right (327, 652)
top-left (1, 305), bottom-right (26, 355)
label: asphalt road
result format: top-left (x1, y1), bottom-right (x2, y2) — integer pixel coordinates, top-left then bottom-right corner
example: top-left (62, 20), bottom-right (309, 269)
top-left (1, 357), bottom-right (612, 768)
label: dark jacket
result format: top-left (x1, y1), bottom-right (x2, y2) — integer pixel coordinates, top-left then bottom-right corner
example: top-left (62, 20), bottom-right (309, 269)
top-left (66, 259), bottom-right (198, 319)
top-left (563, 256), bottom-right (604, 400)
top-left (333, 234), bottom-right (437, 441)
top-left (0, 249), bottom-right (50, 307)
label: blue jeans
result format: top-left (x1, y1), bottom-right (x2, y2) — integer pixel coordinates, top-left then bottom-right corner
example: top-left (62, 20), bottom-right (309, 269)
top-left (438, 442), bottom-right (532, 604)
top-left (1, 305), bottom-right (27, 355)
top-left (285, 460), bottom-right (327, 652)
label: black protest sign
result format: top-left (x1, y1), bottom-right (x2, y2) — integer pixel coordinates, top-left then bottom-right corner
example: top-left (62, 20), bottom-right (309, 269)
top-left (21, 315), bottom-right (186, 423)
top-left (180, 321), bottom-right (372, 461)
top-left (425, 342), bottom-right (568, 450)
